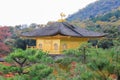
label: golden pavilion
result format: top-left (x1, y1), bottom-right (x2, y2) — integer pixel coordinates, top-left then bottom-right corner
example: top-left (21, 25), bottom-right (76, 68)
top-left (21, 21), bottom-right (105, 54)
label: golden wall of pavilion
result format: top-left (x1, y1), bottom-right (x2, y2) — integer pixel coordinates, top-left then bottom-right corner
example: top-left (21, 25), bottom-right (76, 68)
top-left (35, 35), bottom-right (89, 54)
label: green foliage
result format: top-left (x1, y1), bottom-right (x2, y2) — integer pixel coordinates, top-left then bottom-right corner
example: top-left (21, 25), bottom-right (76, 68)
top-left (63, 43), bottom-right (92, 63)
top-left (29, 64), bottom-right (53, 80)
top-left (87, 25), bottom-right (120, 49)
top-left (67, 0), bottom-right (120, 21)
top-left (2, 43), bottom-right (119, 80)
top-left (56, 42), bottom-right (120, 80)
top-left (92, 10), bottom-right (120, 22)
top-left (63, 49), bottom-right (79, 57)
top-left (103, 26), bottom-right (120, 38)
top-left (97, 39), bottom-right (114, 49)
top-left (8, 25), bottom-right (36, 50)
top-left (0, 76), bottom-right (6, 80)
top-left (14, 38), bottom-right (26, 50)
top-left (56, 57), bottom-right (73, 66)
top-left (5, 48), bottom-right (53, 63)
top-left (14, 39), bottom-right (36, 50)
top-left (1, 48), bottom-right (54, 79)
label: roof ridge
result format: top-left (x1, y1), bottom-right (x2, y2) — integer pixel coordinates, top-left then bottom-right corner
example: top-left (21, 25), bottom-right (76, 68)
top-left (62, 22), bottom-right (83, 36)
top-left (58, 22), bottom-right (61, 33)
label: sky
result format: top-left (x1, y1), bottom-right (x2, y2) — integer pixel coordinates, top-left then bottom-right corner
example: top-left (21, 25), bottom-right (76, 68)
top-left (0, 0), bottom-right (97, 26)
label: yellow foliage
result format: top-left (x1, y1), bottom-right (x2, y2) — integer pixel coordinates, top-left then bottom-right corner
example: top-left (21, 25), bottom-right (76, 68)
top-left (96, 20), bottom-right (120, 27)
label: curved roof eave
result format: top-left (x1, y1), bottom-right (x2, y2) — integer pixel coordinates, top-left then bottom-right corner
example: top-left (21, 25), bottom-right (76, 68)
top-left (21, 22), bottom-right (106, 38)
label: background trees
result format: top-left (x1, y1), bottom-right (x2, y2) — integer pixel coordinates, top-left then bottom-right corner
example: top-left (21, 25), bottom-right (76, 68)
top-left (0, 27), bottom-right (11, 54)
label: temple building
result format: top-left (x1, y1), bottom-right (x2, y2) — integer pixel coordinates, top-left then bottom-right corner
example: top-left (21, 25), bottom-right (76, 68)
top-left (21, 21), bottom-right (105, 54)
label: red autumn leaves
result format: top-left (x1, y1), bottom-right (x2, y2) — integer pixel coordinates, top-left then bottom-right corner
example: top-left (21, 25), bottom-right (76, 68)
top-left (0, 26), bottom-right (11, 54)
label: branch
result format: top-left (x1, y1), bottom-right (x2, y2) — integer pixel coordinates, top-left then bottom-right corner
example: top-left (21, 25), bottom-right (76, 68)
top-left (13, 58), bottom-right (21, 65)
top-left (13, 58), bottom-right (27, 67)
top-left (21, 58), bottom-right (27, 65)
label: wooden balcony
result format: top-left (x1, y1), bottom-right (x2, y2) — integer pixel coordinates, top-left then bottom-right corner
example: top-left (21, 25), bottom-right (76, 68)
top-left (26, 45), bottom-right (36, 49)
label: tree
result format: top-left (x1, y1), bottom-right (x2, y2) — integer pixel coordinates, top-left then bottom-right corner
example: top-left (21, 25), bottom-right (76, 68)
top-left (0, 48), bottom-right (54, 80)
top-left (14, 38), bottom-right (26, 50)
top-left (0, 27), bottom-right (11, 54)
top-left (29, 23), bottom-right (38, 28)
top-left (8, 26), bottom-right (35, 50)
top-left (61, 43), bottom-right (120, 80)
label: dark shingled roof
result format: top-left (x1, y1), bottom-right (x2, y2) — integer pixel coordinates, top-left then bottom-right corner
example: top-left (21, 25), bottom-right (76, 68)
top-left (21, 22), bottom-right (105, 37)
